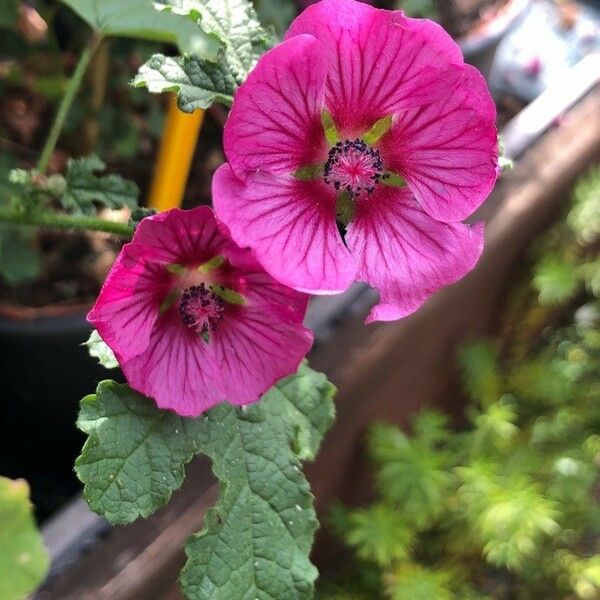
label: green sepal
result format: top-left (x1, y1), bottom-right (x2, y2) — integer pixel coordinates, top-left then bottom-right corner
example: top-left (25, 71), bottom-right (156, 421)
top-left (159, 288), bottom-right (180, 313)
top-left (382, 172), bottom-right (408, 188)
top-left (294, 165), bottom-right (323, 181)
top-left (211, 284), bottom-right (246, 306)
top-left (336, 191), bottom-right (355, 228)
top-left (322, 110), bottom-right (340, 146)
top-left (199, 255), bottom-right (225, 273)
top-left (167, 263), bottom-right (186, 275)
top-left (364, 115), bottom-right (393, 145)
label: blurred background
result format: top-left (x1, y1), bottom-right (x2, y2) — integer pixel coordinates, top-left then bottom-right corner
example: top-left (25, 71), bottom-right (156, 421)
top-left (0, 0), bottom-right (599, 598)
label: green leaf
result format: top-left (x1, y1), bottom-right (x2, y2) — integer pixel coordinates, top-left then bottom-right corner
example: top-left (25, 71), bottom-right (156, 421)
top-left (387, 564), bottom-right (454, 600)
top-left (133, 53), bottom-right (237, 112)
top-left (62, 155), bottom-right (139, 215)
top-left (533, 256), bottom-right (580, 305)
top-left (181, 363), bottom-right (336, 600)
top-left (0, 477), bottom-right (50, 600)
top-left (59, 0), bottom-right (218, 56)
top-left (459, 341), bottom-right (502, 407)
top-left (368, 423), bottom-right (454, 528)
top-left (0, 0), bottom-right (19, 29)
top-left (85, 330), bottom-right (119, 369)
top-left (345, 504), bottom-right (414, 566)
top-left (568, 167), bottom-right (600, 244)
top-left (154, 0), bottom-right (273, 82)
top-left (75, 381), bottom-right (206, 524)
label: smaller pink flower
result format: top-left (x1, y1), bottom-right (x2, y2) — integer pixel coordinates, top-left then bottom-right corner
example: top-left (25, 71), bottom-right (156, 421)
top-left (88, 207), bottom-right (313, 417)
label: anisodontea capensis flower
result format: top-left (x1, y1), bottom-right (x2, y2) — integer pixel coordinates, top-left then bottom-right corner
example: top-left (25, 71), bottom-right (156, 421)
top-left (213, 0), bottom-right (499, 323)
top-left (87, 207), bottom-right (313, 417)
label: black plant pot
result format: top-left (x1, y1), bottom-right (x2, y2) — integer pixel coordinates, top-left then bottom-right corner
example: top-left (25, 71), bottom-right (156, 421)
top-left (0, 310), bottom-right (120, 522)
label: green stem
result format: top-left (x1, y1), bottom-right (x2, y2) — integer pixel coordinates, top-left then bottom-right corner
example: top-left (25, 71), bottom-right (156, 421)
top-left (0, 207), bottom-right (134, 237)
top-left (37, 32), bottom-right (103, 174)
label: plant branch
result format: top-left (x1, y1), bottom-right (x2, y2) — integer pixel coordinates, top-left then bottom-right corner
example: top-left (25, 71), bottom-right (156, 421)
top-left (37, 32), bottom-right (103, 174)
top-left (0, 207), bottom-right (134, 237)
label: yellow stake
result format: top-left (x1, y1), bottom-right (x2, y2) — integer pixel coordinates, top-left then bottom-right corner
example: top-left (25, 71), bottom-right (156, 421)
top-left (148, 95), bottom-right (205, 212)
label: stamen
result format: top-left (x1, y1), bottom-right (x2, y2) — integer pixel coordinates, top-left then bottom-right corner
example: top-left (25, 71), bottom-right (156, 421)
top-left (324, 139), bottom-right (388, 199)
top-left (179, 283), bottom-right (225, 336)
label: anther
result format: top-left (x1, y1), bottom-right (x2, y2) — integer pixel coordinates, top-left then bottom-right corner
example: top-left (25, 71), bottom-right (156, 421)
top-left (323, 138), bottom-right (385, 199)
top-left (179, 283), bottom-right (225, 336)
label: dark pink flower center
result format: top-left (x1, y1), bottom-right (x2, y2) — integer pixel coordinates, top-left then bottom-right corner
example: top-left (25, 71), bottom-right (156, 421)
top-left (324, 139), bottom-right (385, 198)
top-left (179, 283), bottom-right (225, 335)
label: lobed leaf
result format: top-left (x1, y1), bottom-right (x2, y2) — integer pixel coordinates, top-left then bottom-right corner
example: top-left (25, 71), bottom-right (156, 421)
top-left (60, 0), bottom-right (216, 55)
top-left (62, 155), bottom-right (139, 215)
top-left (154, 0), bottom-right (273, 81)
top-left (0, 477), bottom-right (49, 600)
top-left (181, 363), bottom-right (336, 600)
top-left (138, 0), bottom-right (274, 112)
top-left (75, 364), bottom-right (336, 600)
top-left (75, 381), bottom-right (205, 524)
top-left (134, 53), bottom-right (237, 111)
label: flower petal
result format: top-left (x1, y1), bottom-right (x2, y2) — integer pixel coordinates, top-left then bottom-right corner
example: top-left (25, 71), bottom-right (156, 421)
top-left (379, 64), bottom-right (498, 223)
top-left (131, 206), bottom-right (232, 265)
top-left (223, 34), bottom-right (328, 177)
top-left (87, 251), bottom-right (168, 363)
top-left (286, 0), bottom-right (464, 133)
top-left (213, 163), bottom-right (356, 294)
top-left (213, 293), bottom-right (314, 406)
top-left (123, 311), bottom-right (223, 417)
top-left (345, 186), bottom-right (485, 323)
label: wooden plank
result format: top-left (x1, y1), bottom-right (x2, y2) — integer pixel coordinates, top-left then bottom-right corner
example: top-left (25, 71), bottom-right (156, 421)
top-left (36, 86), bottom-right (600, 599)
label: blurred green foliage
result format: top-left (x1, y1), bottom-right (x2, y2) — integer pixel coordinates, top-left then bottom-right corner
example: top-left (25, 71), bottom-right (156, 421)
top-left (321, 168), bottom-right (600, 600)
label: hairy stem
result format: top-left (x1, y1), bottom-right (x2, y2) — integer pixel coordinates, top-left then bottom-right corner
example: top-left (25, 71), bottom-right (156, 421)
top-left (0, 207), bottom-right (134, 237)
top-left (37, 32), bottom-right (103, 174)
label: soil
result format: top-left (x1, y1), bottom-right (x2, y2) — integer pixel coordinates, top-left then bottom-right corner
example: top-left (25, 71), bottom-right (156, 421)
top-left (0, 228), bottom-right (120, 310)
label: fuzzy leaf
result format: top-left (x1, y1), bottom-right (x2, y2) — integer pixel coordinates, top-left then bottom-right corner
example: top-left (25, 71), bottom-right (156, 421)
top-left (0, 478), bottom-right (49, 600)
top-left (59, 0), bottom-right (216, 55)
top-left (62, 155), bottom-right (139, 215)
top-left (154, 0), bottom-right (272, 81)
top-left (181, 363), bottom-right (336, 600)
top-left (75, 381), bottom-right (205, 524)
top-left (134, 53), bottom-right (237, 111)
top-left (85, 330), bottom-right (119, 369)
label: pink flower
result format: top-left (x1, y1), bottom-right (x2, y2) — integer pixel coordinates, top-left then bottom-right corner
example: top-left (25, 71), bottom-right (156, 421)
top-left (213, 0), bottom-right (498, 322)
top-left (87, 207), bottom-right (313, 417)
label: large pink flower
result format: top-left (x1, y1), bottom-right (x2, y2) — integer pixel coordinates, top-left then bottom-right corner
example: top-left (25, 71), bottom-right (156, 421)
top-left (213, 0), bottom-right (498, 322)
top-left (87, 207), bottom-right (313, 417)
